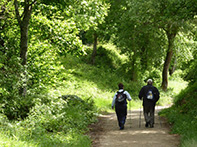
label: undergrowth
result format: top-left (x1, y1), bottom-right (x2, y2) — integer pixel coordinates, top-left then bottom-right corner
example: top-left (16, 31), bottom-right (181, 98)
top-left (0, 95), bottom-right (95, 147)
top-left (160, 82), bottom-right (197, 147)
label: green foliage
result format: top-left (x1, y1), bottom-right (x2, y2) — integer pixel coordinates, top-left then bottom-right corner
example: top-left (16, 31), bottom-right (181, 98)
top-left (140, 68), bottom-right (162, 87)
top-left (0, 0), bottom-right (109, 121)
top-left (106, 0), bottom-right (196, 83)
top-left (174, 82), bottom-right (197, 111)
top-left (105, 0), bottom-right (167, 81)
top-left (160, 45), bottom-right (197, 146)
top-left (93, 45), bottom-right (126, 70)
top-left (22, 95), bottom-right (96, 133)
top-left (0, 54), bottom-right (27, 119)
top-left (0, 41), bottom-right (189, 146)
top-left (30, 13), bottom-right (83, 56)
top-left (183, 49), bottom-right (197, 84)
top-left (0, 94), bottom-right (95, 146)
top-left (1, 0), bottom-right (196, 146)
top-left (160, 82), bottom-right (197, 146)
top-left (95, 46), bottom-right (115, 69)
top-left (28, 42), bottom-right (64, 90)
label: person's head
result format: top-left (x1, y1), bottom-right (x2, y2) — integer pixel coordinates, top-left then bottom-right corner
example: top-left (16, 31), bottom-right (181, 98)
top-left (147, 79), bottom-right (153, 85)
top-left (118, 83), bottom-right (124, 89)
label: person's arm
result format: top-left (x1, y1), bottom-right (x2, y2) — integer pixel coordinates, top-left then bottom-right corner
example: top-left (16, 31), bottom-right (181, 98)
top-left (138, 87), bottom-right (144, 100)
top-left (125, 91), bottom-right (132, 101)
top-left (111, 94), bottom-right (117, 109)
top-left (154, 87), bottom-right (160, 102)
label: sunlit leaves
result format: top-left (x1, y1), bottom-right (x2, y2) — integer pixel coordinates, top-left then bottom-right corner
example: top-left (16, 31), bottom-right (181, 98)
top-left (107, 0), bottom-right (196, 82)
top-left (29, 0), bottom-right (109, 56)
top-left (72, 0), bottom-right (109, 31)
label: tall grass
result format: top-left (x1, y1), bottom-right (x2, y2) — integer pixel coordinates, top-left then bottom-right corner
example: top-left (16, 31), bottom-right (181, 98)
top-left (160, 82), bottom-right (197, 147)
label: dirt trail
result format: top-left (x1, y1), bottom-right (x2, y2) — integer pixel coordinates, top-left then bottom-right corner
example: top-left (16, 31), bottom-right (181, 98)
top-left (89, 106), bottom-right (179, 147)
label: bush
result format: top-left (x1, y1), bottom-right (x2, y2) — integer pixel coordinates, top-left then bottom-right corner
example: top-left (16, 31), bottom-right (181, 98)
top-left (0, 94), bottom-right (96, 146)
top-left (20, 95), bottom-right (96, 134)
top-left (160, 82), bottom-right (197, 147)
top-left (1, 95), bottom-right (34, 120)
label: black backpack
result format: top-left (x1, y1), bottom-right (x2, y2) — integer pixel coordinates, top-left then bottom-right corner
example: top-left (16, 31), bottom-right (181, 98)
top-left (115, 91), bottom-right (126, 104)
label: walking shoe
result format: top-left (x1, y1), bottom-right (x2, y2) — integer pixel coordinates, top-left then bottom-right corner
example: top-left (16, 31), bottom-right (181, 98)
top-left (150, 124), bottom-right (154, 128)
top-left (145, 122), bottom-right (149, 128)
top-left (120, 126), bottom-right (124, 130)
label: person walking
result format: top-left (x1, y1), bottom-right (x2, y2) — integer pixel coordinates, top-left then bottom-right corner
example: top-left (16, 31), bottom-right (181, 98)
top-left (112, 83), bottom-right (132, 130)
top-left (138, 79), bottom-right (160, 128)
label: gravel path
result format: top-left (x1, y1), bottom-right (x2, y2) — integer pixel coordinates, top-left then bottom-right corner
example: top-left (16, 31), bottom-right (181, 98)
top-left (89, 106), bottom-right (180, 147)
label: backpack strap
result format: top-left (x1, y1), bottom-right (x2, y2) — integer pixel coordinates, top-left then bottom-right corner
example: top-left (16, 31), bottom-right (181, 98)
top-left (117, 90), bottom-right (124, 94)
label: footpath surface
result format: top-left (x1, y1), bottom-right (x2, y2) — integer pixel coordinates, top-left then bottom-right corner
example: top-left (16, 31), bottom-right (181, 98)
top-left (89, 106), bottom-right (180, 147)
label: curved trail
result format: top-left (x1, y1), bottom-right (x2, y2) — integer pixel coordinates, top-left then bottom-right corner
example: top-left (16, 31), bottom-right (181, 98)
top-left (90, 106), bottom-right (179, 147)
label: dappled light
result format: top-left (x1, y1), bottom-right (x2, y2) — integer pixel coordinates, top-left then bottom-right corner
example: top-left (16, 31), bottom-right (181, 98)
top-left (1, 0), bottom-right (196, 146)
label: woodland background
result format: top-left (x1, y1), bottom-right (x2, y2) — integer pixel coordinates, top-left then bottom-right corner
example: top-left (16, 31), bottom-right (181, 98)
top-left (0, 0), bottom-right (196, 146)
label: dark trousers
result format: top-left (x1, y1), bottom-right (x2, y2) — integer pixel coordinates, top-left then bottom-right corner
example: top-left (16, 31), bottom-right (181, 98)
top-left (143, 106), bottom-right (155, 125)
top-left (115, 104), bottom-right (127, 128)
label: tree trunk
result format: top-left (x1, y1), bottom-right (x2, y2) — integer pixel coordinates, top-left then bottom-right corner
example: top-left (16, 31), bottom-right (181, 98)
top-left (169, 56), bottom-right (177, 76)
top-left (161, 27), bottom-right (177, 91)
top-left (19, 21), bottom-right (29, 96)
top-left (14, 0), bottom-right (34, 96)
top-left (161, 50), bottom-right (173, 91)
top-left (91, 33), bottom-right (98, 65)
top-left (20, 22), bottom-right (29, 66)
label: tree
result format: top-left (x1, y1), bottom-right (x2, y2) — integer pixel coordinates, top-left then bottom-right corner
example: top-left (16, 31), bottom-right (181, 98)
top-left (154, 0), bottom-right (197, 90)
top-left (14, 0), bottom-right (36, 96)
top-left (12, 0), bottom-right (109, 94)
top-left (105, 0), bottom-right (165, 81)
top-left (73, 0), bottom-right (109, 64)
top-left (161, 25), bottom-right (178, 90)
top-left (14, 0), bottom-right (36, 66)
top-left (0, 0), bottom-right (110, 119)
top-left (105, 0), bottom-right (197, 89)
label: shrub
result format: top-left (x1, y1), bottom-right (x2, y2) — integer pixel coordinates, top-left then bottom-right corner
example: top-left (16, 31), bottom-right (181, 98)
top-left (160, 82), bottom-right (197, 147)
top-left (20, 95), bottom-right (96, 134)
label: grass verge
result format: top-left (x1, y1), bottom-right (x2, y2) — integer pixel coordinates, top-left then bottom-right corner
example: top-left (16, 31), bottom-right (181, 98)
top-left (159, 82), bottom-right (197, 147)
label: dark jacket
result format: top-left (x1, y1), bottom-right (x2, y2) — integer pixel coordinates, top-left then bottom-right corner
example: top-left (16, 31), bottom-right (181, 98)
top-left (139, 85), bottom-right (160, 107)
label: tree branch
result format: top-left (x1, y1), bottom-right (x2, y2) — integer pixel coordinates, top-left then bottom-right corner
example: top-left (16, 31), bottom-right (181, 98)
top-left (14, 0), bottom-right (21, 25)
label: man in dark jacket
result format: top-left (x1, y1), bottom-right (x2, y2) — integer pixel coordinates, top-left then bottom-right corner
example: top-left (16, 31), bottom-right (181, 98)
top-left (139, 79), bottom-right (160, 128)
top-left (112, 83), bottom-right (132, 130)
